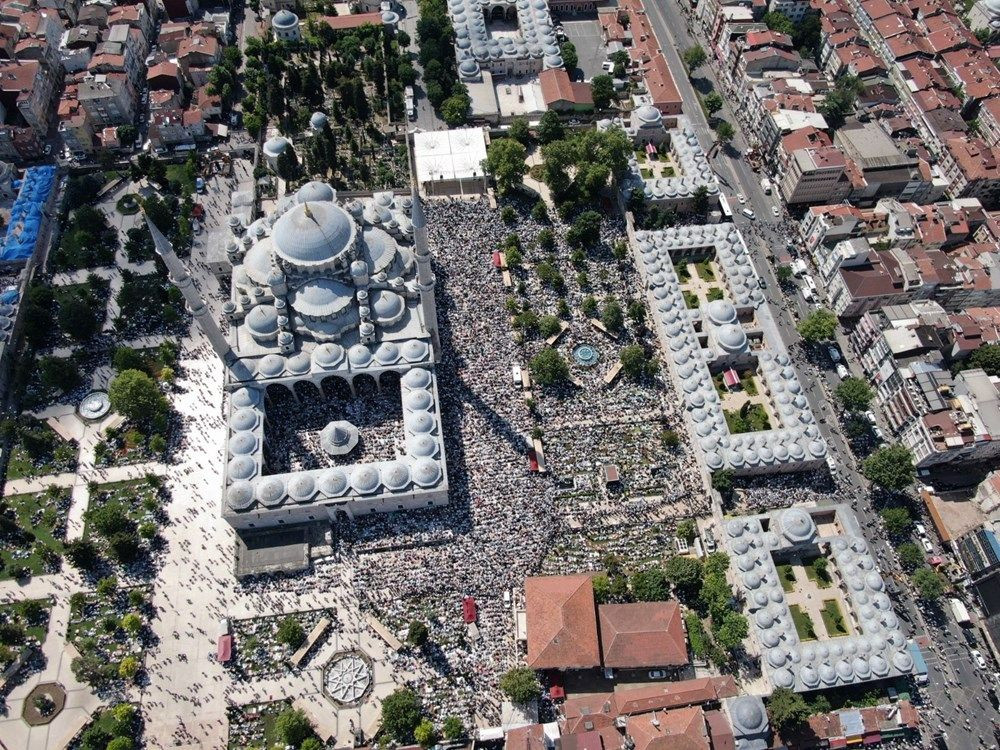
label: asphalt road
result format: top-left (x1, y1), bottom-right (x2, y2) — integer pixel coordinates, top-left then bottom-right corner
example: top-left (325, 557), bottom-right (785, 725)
top-left (643, 0), bottom-right (1000, 745)
top-left (401, 0), bottom-right (448, 133)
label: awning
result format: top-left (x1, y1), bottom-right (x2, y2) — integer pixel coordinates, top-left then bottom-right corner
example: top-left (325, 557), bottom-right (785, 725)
top-left (492, 251), bottom-right (502, 268)
top-left (549, 686), bottom-right (565, 700)
top-left (528, 450), bottom-right (539, 472)
top-left (863, 733), bottom-right (882, 745)
top-left (645, 142), bottom-right (657, 155)
top-left (829, 739), bottom-right (848, 749)
top-left (462, 596), bottom-right (477, 624)
top-left (217, 634), bottom-right (233, 663)
top-left (723, 369), bottom-right (740, 388)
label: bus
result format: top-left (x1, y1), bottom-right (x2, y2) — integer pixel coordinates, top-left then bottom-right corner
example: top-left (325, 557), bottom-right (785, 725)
top-left (718, 193), bottom-right (733, 217)
top-left (949, 597), bottom-right (972, 626)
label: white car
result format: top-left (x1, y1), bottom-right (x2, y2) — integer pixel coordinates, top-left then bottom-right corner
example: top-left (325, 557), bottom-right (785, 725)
top-left (648, 670), bottom-right (666, 679)
top-left (741, 208), bottom-right (755, 220)
top-left (737, 193), bottom-right (746, 204)
top-left (921, 537), bottom-right (934, 553)
top-left (601, 60), bottom-right (614, 73)
top-left (972, 650), bottom-right (989, 670)
top-left (771, 206), bottom-right (779, 217)
top-left (836, 364), bottom-right (849, 379)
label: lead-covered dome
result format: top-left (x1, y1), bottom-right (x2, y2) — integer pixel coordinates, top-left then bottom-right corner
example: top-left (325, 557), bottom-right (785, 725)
top-left (296, 180), bottom-right (335, 203)
top-left (271, 201), bottom-right (356, 268)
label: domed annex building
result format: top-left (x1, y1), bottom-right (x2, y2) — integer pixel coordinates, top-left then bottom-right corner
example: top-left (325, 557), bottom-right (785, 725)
top-left (182, 184), bottom-right (447, 530)
top-left (634, 222), bottom-right (828, 475)
top-left (724, 505), bottom-right (914, 694)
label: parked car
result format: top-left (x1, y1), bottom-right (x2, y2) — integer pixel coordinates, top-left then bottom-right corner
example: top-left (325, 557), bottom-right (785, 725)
top-left (922, 538), bottom-right (934, 553)
top-left (648, 670), bottom-right (666, 679)
top-left (741, 208), bottom-right (755, 219)
top-left (827, 346), bottom-right (842, 362)
top-left (771, 205), bottom-right (779, 217)
top-left (864, 410), bottom-right (877, 425)
top-left (836, 364), bottom-right (849, 379)
top-left (972, 649), bottom-right (988, 670)
top-left (737, 193), bottom-right (746, 204)
top-left (601, 60), bottom-right (614, 73)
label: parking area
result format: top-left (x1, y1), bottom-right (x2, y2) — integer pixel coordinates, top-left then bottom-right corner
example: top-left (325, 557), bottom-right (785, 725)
top-left (559, 17), bottom-right (608, 81)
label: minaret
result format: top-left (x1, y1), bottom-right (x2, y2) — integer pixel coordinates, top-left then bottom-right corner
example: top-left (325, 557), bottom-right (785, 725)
top-left (410, 188), bottom-right (440, 358)
top-left (145, 213), bottom-right (252, 381)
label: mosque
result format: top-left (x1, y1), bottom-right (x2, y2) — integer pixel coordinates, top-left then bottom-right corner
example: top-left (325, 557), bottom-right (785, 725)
top-left (146, 183), bottom-right (448, 532)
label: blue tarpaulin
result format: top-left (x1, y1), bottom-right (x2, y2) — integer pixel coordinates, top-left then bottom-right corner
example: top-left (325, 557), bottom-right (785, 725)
top-left (0, 165), bottom-right (56, 262)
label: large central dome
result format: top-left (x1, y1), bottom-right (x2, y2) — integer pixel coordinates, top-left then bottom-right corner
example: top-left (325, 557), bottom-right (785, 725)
top-left (272, 201), bottom-right (356, 268)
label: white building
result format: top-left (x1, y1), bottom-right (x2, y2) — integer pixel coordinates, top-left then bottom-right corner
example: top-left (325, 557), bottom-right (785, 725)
top-left (413, 127), bottom-right (488, 196)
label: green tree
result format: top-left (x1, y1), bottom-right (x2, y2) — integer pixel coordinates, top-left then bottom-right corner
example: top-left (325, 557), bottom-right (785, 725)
top-left (601, 298), bottom-right (623, 333)
top-left (912, 566), bottom-right (944, 600)
top-left (118, 655), bottom-right (140, 681)
top-left (529, 348), bottom-right (570, 386)
top-left (663, 554), bottom-right (703, 593)
top-left (442, 716), bottom-right (465, 741)
top-left (661, 429), bottom-right (680, 448)
top-left (591, 74), bottom-right (615, 110)
top-left (630, 567), bottom-right (669, 601)
top-left (715, 121), bottom-right (735, 144)
top-left (592, 574), bottom-right (612, 604)
top-left (121, 612), bottom-right (143, 635)
top-left (407, 620), bottom-right (429, 648)
top-left (763, 11), bottom-right (795, 35)
top-left (691, 184), bottom-right (710, 216)
top-left (65, 539), bottom-right (99, 570)
top-left (863, 445), bottom-right (915, 491)
top-left (414, 718), bottom-right (437, 748)
top-left (676, 520), bottom-right (697, 542)
top-left (711, 469), bottom-right (734, 494)
top-left (275, 707), bottom-right (314, 747)
top-left (880, 506), bottom-right (912, 536)
top-left (767, 687), bottom-right (811, 730)
top-left (539, 315), bottom-right (563, 338)
top-left (704, 91), bottom-right (724, 116)
top-left (108, 369), bottom-right (167, 424)
top-left (107, 738), bottom-right (133, 750)
top-left (276, 617), bottom-right (305, 649)
top-left (39, 356), bottom-right (82, 393)
top-left (58, 297), bottom-right (98, 341)
top-left (566, 210), bottom-right (602, 248)
top-left (381, 688), bottom-right (422, 743)
top-left (797, 307), bottom-right (838, 342)
top-left (682, 45), bottom-right (707, 71)
top-left (714, 611), bottom-right (749, 649)
top-left (96, 575), bottom-right (118, 598)
top-left (537, 110), bottom-right (564, 144)
top-left (499, 666), bottom-right (540, 703)
top-left (509, 117), bottom-right (531, 146)
top-left (561, 41), bottom-right (578, 71)
top-left (275, 146), bottom-right (300, 181)
top-left (897, 542), bottom-right (925, 571)
top-left (484, 138), bottom-right (529, 194)
top-left (834, 377), bottom-right (873, 412)
top-left (441, 92), bottom-right (471, 126)
top-left (967, 344), bottom-right (1000, 376)
top-left (620, 345), bottom-right (647, 379)
top-left (776, 265), bottom-right (794, 284)
top-left (113, 347), bottom-right (146, 373)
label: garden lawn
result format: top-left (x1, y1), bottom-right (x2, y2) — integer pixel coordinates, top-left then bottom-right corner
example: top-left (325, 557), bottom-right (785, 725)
top-left (0, 490), bottom-right (69, 580)
top-left (5, 420), bottom-right (77, 480)
top-left (0, 598), bottom-right (50, 642)
top-left (789, 604), bottom-right (817, 641)
top-left (776, 563), bottom-right (796, 593)
top-left (820, 599), bottom-right (850, 637)
top-left (706, 287), bottom-right (724, 302)
top-left (804, 557), bottom-right (833, 589)
top-left (739, 370), bottom-right (758, 396)
top-left (695, 260), bottom-right (716, 281)
top-left (683, 290), bottom-right (700, 309)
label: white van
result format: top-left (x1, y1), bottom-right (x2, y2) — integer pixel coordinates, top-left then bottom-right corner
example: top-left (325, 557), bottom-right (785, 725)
top-left (836, 364), bottom-right (849, 379)
top-left (741, 208), bottom-right (755, 220)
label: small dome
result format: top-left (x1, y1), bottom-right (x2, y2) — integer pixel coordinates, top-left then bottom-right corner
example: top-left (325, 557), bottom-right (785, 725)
top-left (285, 352), bottom-right (312, 375)
top-left (402, 339), bottom-right (429, 362)
top-left (403, 367), bottom-right (432, 388)
top-left (228, 455), bottom-right (257, 481)
top-left (257, 354), bottom-right (286, 377)
top-left (309, 111), bottom-right (328, 131)
top-left (348, 344), bottom-right (372, 367)
top-left (256, 477), bottom-right (286, 506)
top-left (319, 468), bottom-right (348, 496)
top-left (272, 8), bottom-right (298, 26)
top-left (412, 457), bottom-right (441, 486)
top-left (407, 410), bottom-right (436, 434)
top-left (231, 407), bottom-right (259, 432)
top-left (407, 433), bottom-right (438, 458)
top-left (263, 136), bottom-right (289, 157)
top-left (229, 431), bottom-right (258, 456)
top-left (351, 465), bottom-right (381, 493)
top-left (296, 180), bottom-right (334, 203)
top-left (634, 104), bottom-right (662, 125)
top-left (405, 389), bottom-right (433, 411)
top-left (730, 696), bottom-right (766, 732)
top-left (231, 387), bottom-right (261, 408)
top-left (459, 59), bottom-right (480, 76)
top-left (289, 278), bottom-right (353, 318)
top-left (287, 474), bottom-right (316, 502)
top-left (706, 299), bottom-right (737, 325)
top-left (779, 507), bottom-right (816, 543)
top-left (227, 481), bottom-right (255, 510)
top-left (370, 290), bottom-right (404, 323)
top-left (382, 461), bottom-right (411, 490)
top-left (375, 341), bottom-right (400, 364)
top-left (246, 305), bottom-right (279, 336)
top-left (771, 668), bottom-right (794, 689)
top-left (716, 324), bottom-right (748, 353)
top-left (313, 343), bottom-right (345, 368)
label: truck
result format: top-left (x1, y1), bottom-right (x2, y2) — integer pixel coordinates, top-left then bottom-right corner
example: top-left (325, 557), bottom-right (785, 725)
top-left (908, 640), bottom-right (929, 685)
top-left (949, 597), bottom-right (972, 626)
top-left (760, 176), bottom-right (772, 194)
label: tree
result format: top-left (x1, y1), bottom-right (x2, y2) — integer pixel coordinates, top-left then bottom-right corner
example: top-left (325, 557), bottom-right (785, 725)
top-left (116, 124), bottom-right (137, 147)
top-left (113, 347), bottom-right (146, 373)
top-left (484, 138), bottom-right (528, 194)
top-left (704, 91), bottom-right (724, 116)
top-left (109, 369), bottom-right (167, 424)
top-left (407, 620), bottom-right (429, 648)
top-left (58, 297), bottom-right (98, 341)
top-left (592, 573), bottom-right (612, 604)
top-left (661, 429), bottom-right (680, 448)
top-left (776, 265), bottom-right (794, 284)
top-left (381, 688), bottom-right (423, 743)
top-left (767, 687), bottom-right (811, 730)
top-left (414, 718), bottom-right (437, 748)
top-left (561, 41), bottom-right (578, 72)
top-left (442, 716), bottom-right (465, 741)
top-left (663, 555), bottom-right (703, 593)
top-left (711, 469), bottom-right (735, 493)
top-left (682, 45), bottom-right (707, 72)
top-left (880, 506), bottom-right (912, 536)
top-left (276, 707), bottom-right (314, 747)
top-left (107, 737), bottom-right (133, 750)
top-left (96, 575), bottom-right (118, 598)
top-left (500, 666), bottom-right (540, 704)
top-left (539, 315), bottom-right (562, 338)
top-left (275, 145), bottom-right (300, 182)
top-left (630, 567), bottom-right (669, 601)
top-left (537, 110), bottom-right (564, 144)
top-left (967, 344), bottom-right (1000, 377)
top-left (121, 613), bottom-right (143, 635)
top-left (39, 356), bottom-right (82, 393)
top-left (714, 611), bottom-right (749, 649)
top-left (715, 121), bottom-right (735, 144)
top-left (913, 567), bottom-right (944, 600)
top-left (566, 210), bottom-right (602, 248)
top-left (834, 377), bottom-right (873, 412)
top-left (691, 185), bottom-right (710, 217)
top-left (591, 74), bottom-right (615, 110)
top-left (118, 655), bottom-right (140, 681)
top-left (620, 345), bottom-right (647, 379)
top-left (276, 617), bottom-right (305, 649)
top-left (72, 653), bottom-right (109, 687)
top-left (65, 539), bottom-right (99, 570)
top-left (530, 348), bottom-right (570, 386)
top-left (601, 298), bottom-right (623, 333)
top-left (676, 520), bottom-right (697, 542)
top-left (89, 501), bottom-right (132, 537)
top-left (508, 117), bottom-right (531, 146)
top-left (897, 542), bottom-right (925, 571)
top-left (797, 307), bottom-right (838, 342)
top-left (863, 445), bottom-right (915, 491)
top-left (108, 531), bottom-right (141, 563)
top-left (763, 11), bottom-right (795, 35)
top-left (441, 92), bottom-right (471, 127)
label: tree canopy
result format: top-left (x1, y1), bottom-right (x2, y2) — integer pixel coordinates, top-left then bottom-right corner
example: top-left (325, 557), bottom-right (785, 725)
top-left (109, 369), bottom-right (167, 424)
top-left (863, 444), bottom-right (915, 491)
top-left (591, 74), bottom-right (615, 110)
top-left (663, 555), bottom-right (703, 594)
top-left (767, 687), bottom-right (811, 730)
top-left (834, 377), bottom-right (873, 412)
top-left (630, 567), bottom-right (669, 601)
top-left (682, 45), bottom-right (707, 71)
top-left (381, 688), bottom-right (423, 743)
top-left (912, 566), bottom-right (944, 600)
top-left (967, 344), bottom-right (1000, 377)
top-left (500, 666), bottom-right (540, 703)
top-left (879, 506), bottom-right (912, 536)
top-left (530, 348), bottom-right (570, 386)
top-left (798, 308), bottom-right (838, 342)
top-left (484, 138), bottom-right (528, 194)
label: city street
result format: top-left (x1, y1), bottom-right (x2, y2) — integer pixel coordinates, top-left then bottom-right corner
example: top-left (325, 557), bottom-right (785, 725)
top-left (643, 0), bottom-right (1000, 744)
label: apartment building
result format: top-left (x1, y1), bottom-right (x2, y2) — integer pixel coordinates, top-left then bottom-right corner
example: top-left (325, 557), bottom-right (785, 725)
top-left (780, 146), bottom-right (851, 205)
top-left (77, 71), bottom-right (135, 127)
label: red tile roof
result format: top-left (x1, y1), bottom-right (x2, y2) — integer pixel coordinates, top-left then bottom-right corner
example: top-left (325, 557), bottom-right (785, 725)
top-left (525, 574), bottom-right (600, 670)
top-left (597, 602), bottom-right (687, 668)
top-left (610, 676), bottom-right (737, 716)
top-left (505, 724), bottom-right (546, 750)
top-left (625, 707), bottom-right (708, 750)
top-left (320, 12), bottom-right (382, 30)
top-left (539, 68), bottom-right (594, 107)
